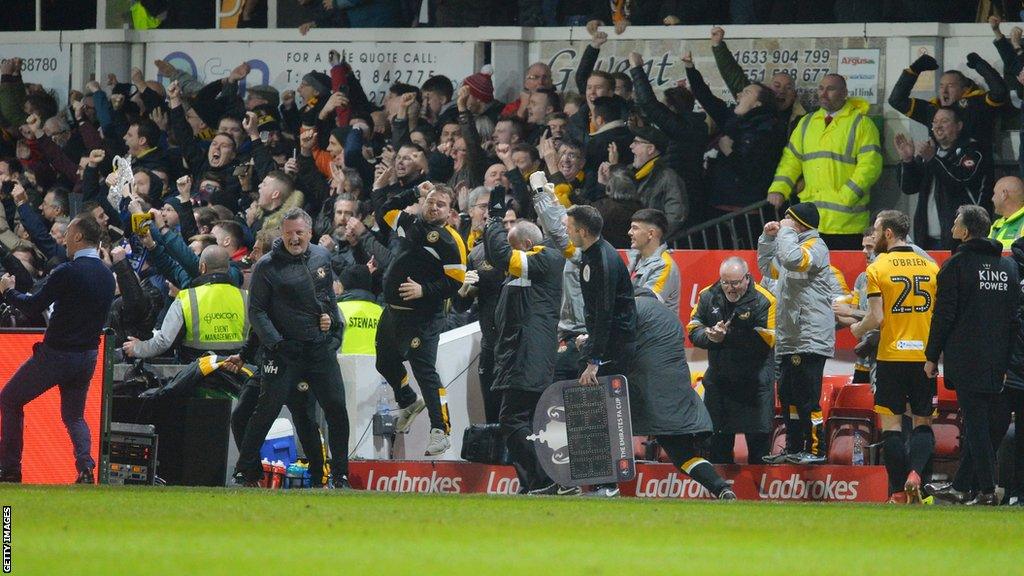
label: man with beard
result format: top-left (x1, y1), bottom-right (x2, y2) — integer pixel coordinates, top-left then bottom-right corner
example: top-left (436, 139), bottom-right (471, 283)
top-left (317, 193), bottom-right (360, 274)
top-left (889, 52), bottom-right (1007, 155)
top-left (758, 203), bottom-right (834, 465)
top-left (455, 186), bottom-right (506, 423)
top-left (233, 208), bottom-right (350, 488)
top-left (371, 143), bottom-right (428, 209)
top-left (850, 210), bottom-right (939, 504)
top-left (688, 256), bottom-right (775, 465)
top-left (375, 181), bottom-right (467, 455)
top-left (895, 107), bottom-right (991, 250)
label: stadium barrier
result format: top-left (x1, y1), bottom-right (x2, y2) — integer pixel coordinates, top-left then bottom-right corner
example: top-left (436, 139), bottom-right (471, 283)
top-left (348, 460), bottom-right (889, 502)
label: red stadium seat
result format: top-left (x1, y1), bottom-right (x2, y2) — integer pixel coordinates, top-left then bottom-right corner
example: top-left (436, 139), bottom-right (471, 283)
top-left (825, 384), bottom-right (877, 465)
top-left (820, 374), bottom-right (852, 421)
top-left (932, 377), bottom-right (961, 462)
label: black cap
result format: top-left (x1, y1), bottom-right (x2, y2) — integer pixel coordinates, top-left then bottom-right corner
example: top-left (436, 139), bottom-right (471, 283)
top-left (630, 124), bottom-right (670, 152)
top-left (785, 202), bottom-right (820, 230)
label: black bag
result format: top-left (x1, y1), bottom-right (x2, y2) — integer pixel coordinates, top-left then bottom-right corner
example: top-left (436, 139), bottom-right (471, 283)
top-left (460, 424), bottom-right (509, 464)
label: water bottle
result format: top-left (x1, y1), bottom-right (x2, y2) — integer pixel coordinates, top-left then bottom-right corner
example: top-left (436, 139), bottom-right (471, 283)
top-left (377, 380), bottom-right (391, 416)
top-left (851, 431), bottom-right (864, 466)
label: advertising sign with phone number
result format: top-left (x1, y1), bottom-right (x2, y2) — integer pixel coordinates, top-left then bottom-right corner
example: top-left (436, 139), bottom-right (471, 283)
top-left (0, 44), bottom-right (72, 109)
top-left (145, 42), bottom-right (478, 107)
top-left (532, 36), bottom-right (885, 111)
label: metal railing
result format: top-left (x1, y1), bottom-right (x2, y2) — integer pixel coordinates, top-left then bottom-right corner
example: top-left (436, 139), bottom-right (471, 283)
top-left (673, 200), bottom-right (783, 250)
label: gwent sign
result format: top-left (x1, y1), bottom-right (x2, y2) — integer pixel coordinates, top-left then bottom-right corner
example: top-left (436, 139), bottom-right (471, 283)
top-left (347, 461), bottom-right (889, 502)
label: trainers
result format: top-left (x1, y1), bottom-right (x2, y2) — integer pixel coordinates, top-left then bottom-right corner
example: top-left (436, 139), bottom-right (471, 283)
top-left (528, 483), bottom-right (559, 495)
top-left (585, 485), bottom-right (620, 498)
top-left (785, 452), bottom-right (827, 465)
top-left (762, 452), bottom-right (791, 464)
top-left (905, 471), bottom-right (923, 504)
top-left (424, 428), bottom-right (451, 456)
top-left (717, 488), bottom-right (738, 501)
top-left (232, 471), bottom-right (260, 488)
top-left (75, 468), bottom-right (94, 485)
top-left (528, 483), bottom-right (581, 496)
top-left (395, 398), bottom-right (426, 433)
top-left (0, 468), bottom-right (22, 483)
top-left (965, 492), bottom-right (998, 506)
top-left (925, 482), bottom-right (972, 504)
top-left (326, 475), bottom-right (351, 490)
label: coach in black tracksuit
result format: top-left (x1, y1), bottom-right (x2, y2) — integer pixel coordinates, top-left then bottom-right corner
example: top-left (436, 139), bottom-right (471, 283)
top-left (375, 183), bottom-right (467, 454)
top-left (565, 204), bottom-right (636, 497)
top-left (233, 209), bottom-right (350, 487)
top-left (227, 330), bottom-right (327, 487)
top-left (926, 205), bottom-right (1019, 506)
top-left (483, 188), bottom-right (564, 492)
top-left (566, 205), bottom-right (638, 383)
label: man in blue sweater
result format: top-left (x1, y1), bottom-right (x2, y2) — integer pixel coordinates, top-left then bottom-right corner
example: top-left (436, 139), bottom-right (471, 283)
top-left (0, 216), bottom-right (116, 484)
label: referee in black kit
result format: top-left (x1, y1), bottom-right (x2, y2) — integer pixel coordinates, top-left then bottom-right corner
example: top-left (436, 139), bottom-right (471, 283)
top-left (0, 215), bottom-right (115, 484)
top-left (565, 205), bottom-right (637, 498)
top-left (233, 208), bottom-right (351, 489)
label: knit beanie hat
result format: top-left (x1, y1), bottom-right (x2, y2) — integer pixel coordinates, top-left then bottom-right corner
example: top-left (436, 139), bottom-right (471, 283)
top-left (462, 65), bottom-right (494, 104)
top-left (302, 71), bottom-right (331, 96)
top-left (786, 202), bottom-right (820, 230)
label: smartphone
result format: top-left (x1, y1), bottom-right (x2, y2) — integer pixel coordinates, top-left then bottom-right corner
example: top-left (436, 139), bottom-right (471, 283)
top-left (292, 148), bottom-right (298, 161)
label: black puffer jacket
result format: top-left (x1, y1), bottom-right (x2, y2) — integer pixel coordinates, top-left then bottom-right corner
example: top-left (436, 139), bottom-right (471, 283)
top-left (686, 65), bottom-right (786, 210)
top-left (248, 238), bottom-right (342, 351)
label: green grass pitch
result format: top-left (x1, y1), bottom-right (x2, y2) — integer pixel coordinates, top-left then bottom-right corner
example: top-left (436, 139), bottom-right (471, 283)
top-left (2, 485), bottom-right (1022, 575)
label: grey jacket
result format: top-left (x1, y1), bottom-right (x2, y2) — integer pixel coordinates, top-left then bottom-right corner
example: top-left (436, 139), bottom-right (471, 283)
top-left (627, 244), bottom-right (680, 312)
top-left (630, 290), bottom-right (713, 436)
top-left (757, 227), bottom-right (834, 357)
top-left (636, 160), bottom-right (689, 240)
top-left (534, 185), bottom-right (587, 338)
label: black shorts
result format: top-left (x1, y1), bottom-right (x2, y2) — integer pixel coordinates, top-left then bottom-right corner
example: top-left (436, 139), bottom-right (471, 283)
top-left (874, 360), bottom-right (935, 417)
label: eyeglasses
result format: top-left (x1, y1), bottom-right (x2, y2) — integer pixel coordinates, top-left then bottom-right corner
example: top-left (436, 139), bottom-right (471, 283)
top-left (526, 74), bottom-right (551, 81)
top-left (471, 203), bottom-right (489, 210)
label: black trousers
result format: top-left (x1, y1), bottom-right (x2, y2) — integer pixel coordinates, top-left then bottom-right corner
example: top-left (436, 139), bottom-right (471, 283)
top-left (375, 308), bottom-right (450, 433)
top-left (954, 389), bottom-right (1002, 494)
top-left (710, 433), bottom-right (770, 465)
top-left (998, 388), bottom-right (1024, 497)
top-left (235, 339), bottom-right (349, 481)
top-left (499, 388), bottom-right (552, 491)
top-left (778, 353), bottom-right (827, 455)
top-left (478, 337), bottom-right (501, 424)
top-left (232, 381), bottom-right (327, 486)
top-left (658, 434), bottom-right (730, 496)
top-left (819, 233), bottom-right (864, 251)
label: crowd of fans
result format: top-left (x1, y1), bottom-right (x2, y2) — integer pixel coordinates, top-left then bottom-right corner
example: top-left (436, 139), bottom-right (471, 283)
top-left (1, 15), bottom-right (1024, 335)
top-left (4, 12), bottom-right (1024, 494)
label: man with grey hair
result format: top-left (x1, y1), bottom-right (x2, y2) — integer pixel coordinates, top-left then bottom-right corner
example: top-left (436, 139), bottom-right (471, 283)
top-left (233, 207), bottom-right (351, 488)
top-left (483, 187), bottom-right (566, 494)
top-left (688, 255), bottom-right (777, 465)
top-left (456, 184), bottom-right (506, 422)
top-left (122, 245), bottom-right (246, 363)
top-left (925, 205), bottom-right (1019, 505)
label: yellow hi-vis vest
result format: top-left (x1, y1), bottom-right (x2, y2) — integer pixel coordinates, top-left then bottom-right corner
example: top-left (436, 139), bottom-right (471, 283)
top-left (177, 283), bottom-right (248, 351)
top-left (769, 98), bottom-right (883, 235)
top-left (338, 299), bottom-right (382, 355)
